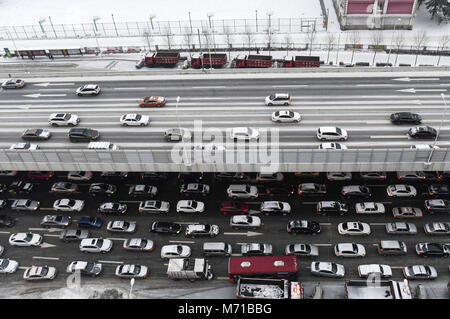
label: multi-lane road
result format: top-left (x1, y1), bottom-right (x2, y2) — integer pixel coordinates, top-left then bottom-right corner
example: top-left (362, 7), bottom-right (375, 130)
top-left (0, 76), bottom-right (449, 150)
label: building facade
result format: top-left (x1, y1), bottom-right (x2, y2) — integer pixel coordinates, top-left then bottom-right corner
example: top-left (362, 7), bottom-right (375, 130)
top-left (332, 0), bottom-right (418, 30)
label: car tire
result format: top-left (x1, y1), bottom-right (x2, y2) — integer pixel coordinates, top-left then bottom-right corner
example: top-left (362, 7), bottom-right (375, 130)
top-left (268, 103), bottom-right (273, 106)
top-left (140, 123), bottom-right (146, 127)
top-left (284, 102), bottom-right (289, 106)
top-left (77, 93), bottom-right (82, 96)
top-left (122, 123), bottom-right (127, 126)
top-left (277, 120), bottom-right (281, 123)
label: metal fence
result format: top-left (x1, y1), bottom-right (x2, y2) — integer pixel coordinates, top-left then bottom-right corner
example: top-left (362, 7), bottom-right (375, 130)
top-left (1, 149), bottom-right (449, 172)
top-left (0, 17), bottom-right (321, 41)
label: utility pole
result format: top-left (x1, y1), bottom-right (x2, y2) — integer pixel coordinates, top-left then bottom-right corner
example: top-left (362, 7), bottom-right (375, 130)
top-left (111, 14), bottom-right (119, 36)
top-left (197, 29), bottom-right (204, 71)
top-left (426, 93), bottom-right (447, 166)
top-left (48, 16), bottom-right (57, 38)
top-left (149, 14), bottom-right (156, 31)
top-left (188, 12), bottom-right (193, 33)
top-left (38, 18), bottom-right (46, 34)
top-left (255, 10), bottom-right (258, 32)
top-left (387, 18), bottom-right (401, 65)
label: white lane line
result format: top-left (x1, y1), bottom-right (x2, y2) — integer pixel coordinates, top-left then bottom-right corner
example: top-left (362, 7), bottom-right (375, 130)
top-left (319, 223), bottom-right (332, 226)
top-left (169, 240), bottom-right (195, 244)
top-left (107, 238), bottom-right (127, 241)
top-left (390, 266), bottom-right (405, 269)
top-left (357, 84), bottom-right (394, 87)
top-left (370, 223), bottom-right (387, 226)
top-left (370, 135), bottom-right (408, 139)
top-left (18, 266), bottom-right (30, 270)
top-left (176, 222), bottom-right (199, 225)
top-left (191, 86), bottom-right (227, 89)
top-left (0, 231), bottom-right (11, 234)
top-left (216, 277), bottom-right (229, 280)
top-left (97, 260), bottom-right (124, 264)
top-left (314, 244), bottom-right (333, 247)
top-left (231, 254), bottom-right (242, 257)
top-left (272, 85), bottom-right (309, 88)
top-left (43, 234), bottom-right (61, 237)
top-left (40, 243), bottom-right (57, 248)
top-left (32, 256), bottom-right (60, 261)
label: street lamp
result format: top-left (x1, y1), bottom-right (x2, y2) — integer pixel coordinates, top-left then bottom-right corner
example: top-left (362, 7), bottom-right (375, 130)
top-left (425, 93), bottom-right (447, 166)
top-left (206, 13), bottom-right (216, 50)
top-left (188, 12), bottom-right (193, 33)
top-left (38, 18), bottom-right (46, 34)
top-left (48, 16), bottom-right (57, 38)
top-left (129, 278), bottom-right (135, 299)
top-left (149, 14), bottom-right (156, 31)
top-left (387, 18), bottom-right (402, 65)
top-left (266, 11), bottom-right (273, 30)
top-left (255, 10), bottom-right (258, 32)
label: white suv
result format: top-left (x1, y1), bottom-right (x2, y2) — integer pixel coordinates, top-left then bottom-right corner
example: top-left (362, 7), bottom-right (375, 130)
top-left (230, 127), bottom-right (259, 141)
top-left (265, 93), bottom-right (291, 106)
top-left (49, 113), bottom-right (80, 127)
top-left (317, 127), bottom-right (348, 141)
top-left (227, 184), bottom-right (258, 199)
top-left (76, 84), bottom-right (100, 96)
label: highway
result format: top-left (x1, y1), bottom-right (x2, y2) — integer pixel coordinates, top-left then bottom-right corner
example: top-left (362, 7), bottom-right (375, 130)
top-left (0, 76), bottom-right (449, 150)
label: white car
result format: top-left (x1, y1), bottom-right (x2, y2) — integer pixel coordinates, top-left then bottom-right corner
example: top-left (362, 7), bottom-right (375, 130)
top-left (326, 172), bottom-right (352, 181)
top-left (319, 143), bottom-right (348, 150)
top-left (9, 233), bottom-right (42, 247)
top-left (106, 220), bottom-right (137, 233)
top-left (386, 184), bottom-right (417, 197)
top-left (265, 93), bottom-right (291, 106)
top-left (138, 200), bottom-right (170, 213)
top-left (48, 113), bottom-right (79, 126)
top-left (115, 264), bottom-right (149, 279)
top-left (123, 238), bottom-right (154, 252)
top-left (338, 222), bottom-right (371, 236)
top-left (176, 200), bottom-right (205, 213)
top-left (230, 215), bottom-right (262, 229)
top-left (1, 78), bottom-right (25, 89)
top-left (334, 243), bottom-right (366, 258)
top-left (53, 199), bottom-right (85, 212)
top-left (358, 264), bottom-right (392, 278)
top-left (386, 222), bottom-right (418, 235)
top-left (185, 224), bottom-right (220, 237)
top-left (0, 259), bottom-right (19, 274)
top-left (260, 201), bottom-right (291, 215)
top-left (316, 127), bottom-right (348, 141)
top-left (311, 261), bottom-right (345, 278)
top-left (160, 244), bottom-right (191, 259)
top-left (79, 238), bottom-right (113, 253)
top-left (230, 127), bottom-right (259, 141)
top-left (271, 110), bottom-right (301, 123)
top-left (120, 113), bottom-right (150, 126)
top-left (66, 261), bottom-right (103, 276)
top-left (76, 84), bottom-right (100, 96)
top-left (355, 202), bottom-right (385, 214)
top-left (411, 144), bottom-right (440, 150)
top-left (67, 171), bottom-right (93, 181)
top-left (23, 265), bottom-right (57, 281)
top-left (227, 184), bottom-right (258, 199)
top-left (9, 142), bottom-right (39, 150)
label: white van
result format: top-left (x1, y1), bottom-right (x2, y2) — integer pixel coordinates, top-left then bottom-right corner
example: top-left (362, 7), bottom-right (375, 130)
top-left (88, 142), bottom-right (119, 150)
top-left (203, 242), bottom-right (232, 257)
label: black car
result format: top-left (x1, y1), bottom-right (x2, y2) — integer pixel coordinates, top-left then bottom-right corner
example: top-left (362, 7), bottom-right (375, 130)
top-left (359, 172), bottom-right (387, 181)
top-left (0, 184), bottom-right (6, 193)
top-left (140, 172), bottom-right (168, 181)
top-left (68, 128), bottom-right (100, 142)
top-left (97, 202), bottom-right (127, 214)
top-left (316, 201), bottom-right (348, 215)
top-left (177, 172), bottom-right (204, 183)
top-left (59, 229), bottom-right (90, 242)
top-left (298, 183), bottom-right (326, 196)
top-left (214, 172), bottom-right (250, 182)
top-left (100, 172), bottom-right (128, 179)
top-left (180, 183), bottom-right (210, 196)
top-left (428, 184), bottom-right (450, 197)
top-left (8, 181), bottom-right (34, 194)
top-left (21, 128), bottom-right (51, 141)
top-left (150, 221), bottom-right (182, 235)
top-left (341, 185), bottom-right (372, 199)
top-left (265, 184), bottom-right (295, 197)
top-left (89, 183), bottom-right (117, 196)
top-left (287, 220), bottom-right (321, 235)
top-left (416, 243), bottom-right (450, 257)
top-left (408, 126), bottom-right (437, 139)
top-left (0, 215), bottom-right (15, 228)
top-left (390, 112), bottom-right (422, 124)
top-left (78, 216), bottom-right (103, 229)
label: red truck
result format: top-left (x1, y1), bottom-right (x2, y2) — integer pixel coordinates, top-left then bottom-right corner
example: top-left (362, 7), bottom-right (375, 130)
top-left (191, 53), bottom-right (227, 68)
top-left (235, 54), bottom-right (273, 68)
top-left (282, 56), bottom-right (320, 68)
top-left (144, 52), bottom-right (180, 67)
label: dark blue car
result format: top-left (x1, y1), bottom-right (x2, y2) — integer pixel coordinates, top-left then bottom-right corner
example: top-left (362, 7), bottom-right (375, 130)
top-left (78, 216), bottom-right (103, 229)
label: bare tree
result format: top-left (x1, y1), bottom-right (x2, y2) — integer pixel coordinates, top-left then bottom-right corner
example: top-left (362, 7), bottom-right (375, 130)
top-left (284, 34), bottom-right (293, 56)
top-left (393, 33), bottom-right (405, 66)
top-left (142, 30), bottom-right (153, 51)
top-left (183, 27), bottom-right (194, 55)
top-left (348, 31), bottom-right (360, 65)
top-left (370, 31), bottom-right (384, 66)
top-left (306, 28), bottom-right (317, 56)
top-left (265, 27), bottom-right (277, 56)
top-left (223, 26), bottom-right (234, 60)
top-left (413, 31), bottom-right (429, 66)
top-left (437, 35), bottom-right (450, 66)
top-left (325, 33), bottom-right (335, 64)
top-left (243, 26), bottom-right (255, 55)
top-left (162, 27), bottom-right (173, 50)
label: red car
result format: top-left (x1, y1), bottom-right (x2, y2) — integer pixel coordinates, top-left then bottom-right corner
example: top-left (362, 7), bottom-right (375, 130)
top-left (220, 202), bottom-right (249, 215)
top-left (28, 171), bottom-right (54, 180)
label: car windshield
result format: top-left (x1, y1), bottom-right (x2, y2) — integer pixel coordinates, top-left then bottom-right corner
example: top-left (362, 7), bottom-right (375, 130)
top-left (63, 114), bottom-right (71, 120)
top-left (177, 246), bottom-right (183, 254)
top-left (85, 262), bottom-right (94, 272)
top-left (0, 259), bottom-right (8, 269)
top-left (269, 94), bottom-right (275, 100)
top-left (67, 199), bottom-right (76, 206)
top-left (96, 239), bottom-right (103, 247)
top-left (331, 263), bottom-right (337, 273)
top-left (190, 201), bottom-right (198, 209)
top-left (40, 267), bottom-right (48, 276)
top-left (134, 114), bottom-right (142, 121)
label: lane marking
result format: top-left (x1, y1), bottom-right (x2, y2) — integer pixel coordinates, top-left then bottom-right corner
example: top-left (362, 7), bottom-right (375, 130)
top-left (97, 260), bottom-right (124, 264)
top-left (32, 256), bottom-right (60, 261)
top-left (168, 240), bottom-right (195, 244)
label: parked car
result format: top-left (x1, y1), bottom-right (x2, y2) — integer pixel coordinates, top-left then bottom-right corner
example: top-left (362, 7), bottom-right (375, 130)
top-left (424, 199), bottom-right (450, 213)
top-left (160, 245), bottom-right (191, 259)
top-left (11, 199), bottom-right (40, 211)
top-left (115, 264), bottom-right (149, 279)
top-left (59, 229), bottom-right (90, 242)
top-left (128, 184), bottom-right (158, 197)
top-left (341, 185), bottom-right (371, 199)
top-left (78, 216), bottom-right (103, 229)
top-left (287, 220), bottom-right (321, 235)
top-left (40, 215), bottom-right (71, 228)
top-left (23, 266), bottom-right (56, 281)
top-left (298, 183), bottom-right (326, 196)
top-left (355, 202), bottom-right (385, 214)
top-left (386, 222), bottom-right (417, 235)
top-left (265, 184), bottom-right (295, 197)
top-left (392, 207), bottom-right (423, 218)
top-left (256, 173), bottom-right (284, 183)
top-left (358, 264), bottom-right (392, 279)
top-left (285, 244), bottom-right (319, 257)
top-left (28, 171), bottom-right (54, 180)
top-left (397, 171), bottom-right (426, 180)
top-left (260, 201), bottom-right (291, 215)
top-left (79, 238), bottom-right (113, 253)
top-left (219, 202), bottom-right (249, 215)
top-left (53, 199), bottom-right (84, 212)
top-left (9, 233), bottom-right (42, 247)
top-left (241, 243), bottom-right (273, 256)
top-left (185, 224), bottom-right (219, 237)
top-left (317, 201), bottom-right (348, 215)
top-left (415, 243), bottom-right (449, 257)
top-left (403, 265), bottom-right (437, 280)
top-left (386, 184), bottom-right (417, 198)
top-left (66, 261), bottom-right (102, 277)
top-left (100, 171), bottom-right (128, 179)
top-left (98, 202), bottom-right (127, 214)
top-left (424, 222), bottom-right (450, 235)
top-left (229, 215), bottom-right (261, 230)
top-left (123, 238), bottom-right (154, 252)
top-left (138, 200), bottom-right (170, 214)
top-left (106, 220), bottom-right (137, 233)
top-left (150, 221), bottom-right (182, 235)
top-left (176, 200), bottom-right (205, 213)
top-left (334, 243), bottom-right (366, 258)
top-left (140, 172), bottom-right (169, 181)
top-left (337, 222), bottom-right (371, 236)
top-left (310, 262), bottom-right (345, 278)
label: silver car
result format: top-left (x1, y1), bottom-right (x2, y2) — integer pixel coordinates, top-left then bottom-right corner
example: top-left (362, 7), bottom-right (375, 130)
top-left (424, 222), bottom-right (450, 235)
top-left (11, 199), bottom-right (40, 211)
top-left (285, 244), bottom-right (319, 257)
top-left (241, 243), bottom-right (273, 256)
top-left (115, 264), bottom-right (149, 279)
top-left (106, 220), bottom-right (137, 233)
top-left (138, 200), bottom-right (170, 214)
top-left (386, 222), bottom-right (417, 235)
top-left (40, 215), bottom-right (71, 228)
top-left (79, 238), bottom-right (113, 253)
top-left (358, 264), bottom-right (392, 279)
top-left (386, 184), bottom-right (417, 197)
top-left (337, 222), bottom-right (371, 236)
top-left (334, 243), bottom-right (366, 258)
top-left (230, 215), bottom-right (261, 229)
top-left (123, 238), bottom-right (154, 252)
top-left (160, 244), bottom-right (191, 259)
top-left (53, 198), bottom-right (85, 212)
top-left (403, 265), bottom-right (437, 280)
top-left (311, 261), bottom-right (345, 278)
top-left (0, 259), bottom-right (19, 274)
top-left (9, 233), bottom-right (42, 247)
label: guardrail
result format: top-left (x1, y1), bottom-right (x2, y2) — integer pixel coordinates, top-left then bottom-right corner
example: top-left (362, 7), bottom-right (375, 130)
top-left (0, 149), bottom-right (448, 172)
